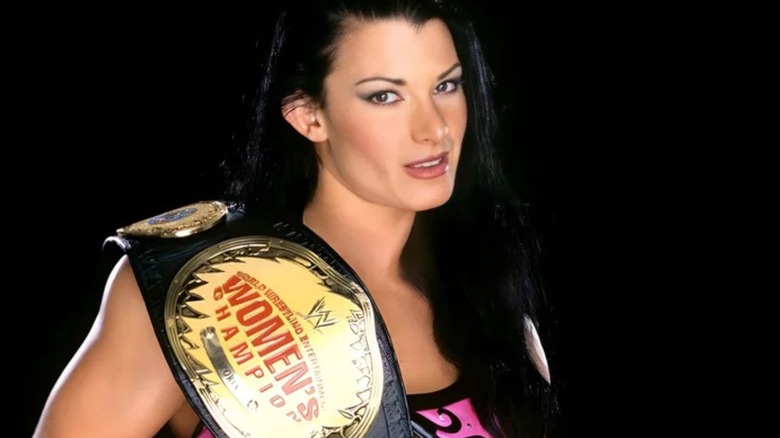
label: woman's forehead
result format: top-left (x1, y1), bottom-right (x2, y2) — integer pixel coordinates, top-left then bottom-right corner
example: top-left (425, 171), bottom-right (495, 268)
top-left (329, 18), bottom-right (459, 79)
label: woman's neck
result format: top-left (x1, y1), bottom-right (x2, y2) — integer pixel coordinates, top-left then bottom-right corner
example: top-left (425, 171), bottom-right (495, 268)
top-left (303, 175), bottom-right (415, 283)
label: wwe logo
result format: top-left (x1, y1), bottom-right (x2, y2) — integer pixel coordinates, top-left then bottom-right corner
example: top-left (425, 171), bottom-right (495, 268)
top-left (302, 297), bottom-right (338, 329)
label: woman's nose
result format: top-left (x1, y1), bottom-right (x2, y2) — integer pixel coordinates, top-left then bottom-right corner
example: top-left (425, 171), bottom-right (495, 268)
top-left (411, 100), bottom-right (449, 145)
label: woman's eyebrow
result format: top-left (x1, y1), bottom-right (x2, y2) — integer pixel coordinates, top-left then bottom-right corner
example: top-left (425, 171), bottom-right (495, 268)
top-left (437, 62), bottom-right (462, 80)
top-left (355, 76), bottom-right (405, 86)
top-left (353, 62), bottom-right (462, 86)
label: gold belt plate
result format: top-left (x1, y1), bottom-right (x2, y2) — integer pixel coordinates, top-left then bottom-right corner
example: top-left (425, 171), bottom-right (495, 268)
top-left (166, 236), bottom-right (384, 437)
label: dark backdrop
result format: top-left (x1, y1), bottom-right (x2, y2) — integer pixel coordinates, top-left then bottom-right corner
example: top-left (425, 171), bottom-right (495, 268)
top-left (16, 2), bottom-right (652, 436)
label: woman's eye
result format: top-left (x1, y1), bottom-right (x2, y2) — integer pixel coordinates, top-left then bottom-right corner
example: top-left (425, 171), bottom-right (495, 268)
top-left (367, 90), bottom-right (402, 105)
top-left (434, 78), bottom-right (462, 94)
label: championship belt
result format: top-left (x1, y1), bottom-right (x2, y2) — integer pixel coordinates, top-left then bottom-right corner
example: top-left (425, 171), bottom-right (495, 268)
top-left (107, 201), bottom-right (413, 437)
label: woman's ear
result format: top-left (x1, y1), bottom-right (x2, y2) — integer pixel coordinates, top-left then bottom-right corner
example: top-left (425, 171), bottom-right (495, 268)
top-left (281, 96), bottom-right (328, 143)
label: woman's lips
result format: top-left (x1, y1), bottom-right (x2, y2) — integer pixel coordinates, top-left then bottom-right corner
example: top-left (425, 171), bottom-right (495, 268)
top-left (404, 152), bottom-right (450, 179)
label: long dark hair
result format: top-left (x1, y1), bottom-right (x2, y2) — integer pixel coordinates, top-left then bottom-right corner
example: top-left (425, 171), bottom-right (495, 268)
top-left (221, 1), bottom-right (558, 436)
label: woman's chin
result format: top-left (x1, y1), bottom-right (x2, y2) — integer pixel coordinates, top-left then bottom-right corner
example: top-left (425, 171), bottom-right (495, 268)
top-left (405, 188), bottom-right (455, 212)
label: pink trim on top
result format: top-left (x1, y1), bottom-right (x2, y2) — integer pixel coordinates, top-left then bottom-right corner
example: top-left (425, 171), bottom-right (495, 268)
top-left (416, 397), bottom-right (493, 438)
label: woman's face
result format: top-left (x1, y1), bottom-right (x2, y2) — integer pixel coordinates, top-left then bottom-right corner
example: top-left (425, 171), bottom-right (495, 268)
top-left (315, 18), bottom-right (467, 212)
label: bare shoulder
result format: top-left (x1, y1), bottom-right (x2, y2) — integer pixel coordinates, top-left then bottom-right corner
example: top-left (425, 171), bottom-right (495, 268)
top-left (33, 254), bottom-right (186, 438)
top-left (108, 254), bottom-right (137, 292)
top-left (99, 255), bottom-right (146, 329)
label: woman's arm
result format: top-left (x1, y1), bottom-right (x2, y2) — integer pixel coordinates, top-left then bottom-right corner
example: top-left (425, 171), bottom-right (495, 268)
top-left (33, 255), bottom-right (186, 438)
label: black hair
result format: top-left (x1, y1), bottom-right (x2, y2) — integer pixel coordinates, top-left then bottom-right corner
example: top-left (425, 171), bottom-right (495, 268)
top-left (221, 1), bottom-right (558, 436)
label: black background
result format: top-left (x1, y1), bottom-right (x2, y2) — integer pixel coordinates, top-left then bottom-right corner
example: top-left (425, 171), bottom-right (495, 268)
top-left (13, 2), bottom-right (688, 436)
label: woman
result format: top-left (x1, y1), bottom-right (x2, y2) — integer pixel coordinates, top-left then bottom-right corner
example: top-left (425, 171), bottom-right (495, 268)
top-left (34, 1), bottom-right (557, 437)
